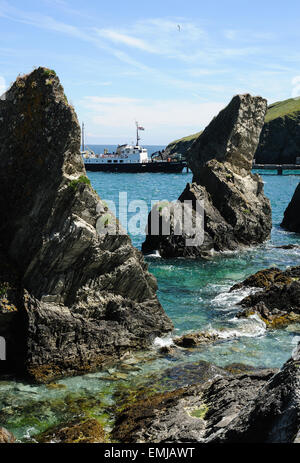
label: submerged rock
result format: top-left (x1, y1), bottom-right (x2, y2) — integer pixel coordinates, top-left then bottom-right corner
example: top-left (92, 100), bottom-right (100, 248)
top-left (142, 94), bottom-right (271, 258)
top-left (0, 68), bottom-right (172, 382)
top-left (234, 266), bottom-right (300, 328)
top-left (281, 183), bottom-right (300, 233)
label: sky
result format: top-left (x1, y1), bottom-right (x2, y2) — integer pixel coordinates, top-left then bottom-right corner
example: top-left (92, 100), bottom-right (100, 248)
top-left (1, 0), bottom-right (300, 145)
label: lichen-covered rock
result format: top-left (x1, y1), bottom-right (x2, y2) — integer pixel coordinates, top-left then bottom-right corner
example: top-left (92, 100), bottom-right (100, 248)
top-left (234, 266), bottom-right (300, 328)
top-left (0, 427), bottom-right (16, 443)
top-left (173, 331), bottom-right (220, 348)
top-left (230, 267), bottom-right (294, 291)
top-left (35, 418), bottom-right (106, 443)
top-left (281, 183), bottom-right (300, 233)
top-left (142, 94), bottom-right (271, 258)
top-left (0, 68), bottom-right (172, 382)
top-left (188, 94), bottom-right (267, 177)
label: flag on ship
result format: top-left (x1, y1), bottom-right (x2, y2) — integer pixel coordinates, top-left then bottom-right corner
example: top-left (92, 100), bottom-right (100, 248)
top-left (138, 126), bottom-right (145, 130)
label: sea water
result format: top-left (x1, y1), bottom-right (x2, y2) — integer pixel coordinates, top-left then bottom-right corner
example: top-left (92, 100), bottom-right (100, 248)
top-left (1, 151), bottom-right (300, 440)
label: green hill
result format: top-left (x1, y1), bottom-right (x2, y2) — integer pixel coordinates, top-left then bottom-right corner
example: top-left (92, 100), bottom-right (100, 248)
top-left (265, 97), bottom-right (300, 123)
top-left (163, 131), bottom-right (202, 159)
top-left (169, 131), bottom-right (203, 145)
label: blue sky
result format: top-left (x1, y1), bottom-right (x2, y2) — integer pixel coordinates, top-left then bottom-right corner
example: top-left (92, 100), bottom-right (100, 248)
top-left (1, 0), bottom-right (300, 144)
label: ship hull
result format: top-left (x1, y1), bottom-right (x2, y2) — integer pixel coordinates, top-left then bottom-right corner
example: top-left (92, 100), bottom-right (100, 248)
top-left (84, 161), bottom-right (186, 173)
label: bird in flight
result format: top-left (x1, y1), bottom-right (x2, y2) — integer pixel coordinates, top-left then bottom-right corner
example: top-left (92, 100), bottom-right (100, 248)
top-left (177, 25), bottom-right (181, 32)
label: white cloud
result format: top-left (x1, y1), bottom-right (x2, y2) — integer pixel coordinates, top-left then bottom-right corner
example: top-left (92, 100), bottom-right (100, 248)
top-left (95, 18), bottom-right (208, 62)
top-left (84, 96), bottom-right (141, 105)
top-left (95, 29), bottom-right (155, 53)
top-left (79, 95), bottom-right (224, 144)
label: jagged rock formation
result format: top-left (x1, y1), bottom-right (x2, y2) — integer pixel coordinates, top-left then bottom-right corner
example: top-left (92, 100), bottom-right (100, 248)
top-left (281, 183), bottom-right (300, 233)
top-left (255, 98), bottom-right (300, 164)
top-left (142, 94), bottom-right (272, 258)
top-left (164, 97), bottom-right (300, 165)
top-left (232, 266), bottom-right (300, 328)
top-left (112, 344), bottom-right (300, 443)
top-left (0, 67), bottom-right (172, 382)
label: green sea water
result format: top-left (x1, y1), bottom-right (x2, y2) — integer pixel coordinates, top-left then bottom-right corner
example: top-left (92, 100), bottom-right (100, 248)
top-left (1, 169), bottom-right (300, 441)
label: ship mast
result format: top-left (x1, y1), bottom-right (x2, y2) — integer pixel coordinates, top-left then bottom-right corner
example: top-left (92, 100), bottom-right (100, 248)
top-left (136, 121), bottom-right (140, 147)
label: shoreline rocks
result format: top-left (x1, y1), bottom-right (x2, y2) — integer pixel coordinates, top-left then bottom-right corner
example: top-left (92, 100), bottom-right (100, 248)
top-left (232, 266), bottom-right (300, 328)
top-left (142, 94), bottom-right (272, 258)
top-left (211, 343), bottom-right (300, 443)
top-left (112, 343), bottom-right (300, 443)
top-left (35, 418), bottom-right (106, 443)
top-left (173, 331), bottom-right (220, 348)
top-left (0, 68), bottom-right (173, 383)
top-left (112, 361), bottom-right (279, 443)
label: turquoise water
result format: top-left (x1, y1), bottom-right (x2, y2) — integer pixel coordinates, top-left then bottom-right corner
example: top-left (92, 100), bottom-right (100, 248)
top-left (87, 170), bottom-right (300, 370)
top-left (1, 169), bottom-right (300, 441)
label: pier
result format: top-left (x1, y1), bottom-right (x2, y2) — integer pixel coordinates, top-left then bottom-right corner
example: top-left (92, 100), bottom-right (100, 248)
top-left (252, 164), bottom-right (300, 175)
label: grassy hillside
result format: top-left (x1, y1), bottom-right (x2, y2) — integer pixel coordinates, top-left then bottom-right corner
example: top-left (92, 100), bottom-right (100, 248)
top-left (168, 131), bottom-right (202, 148)
top-left (265, 97), bottom-right (300, 123)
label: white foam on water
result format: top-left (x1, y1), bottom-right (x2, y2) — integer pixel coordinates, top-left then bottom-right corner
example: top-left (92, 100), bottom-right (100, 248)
top-left (212, 287), bottom-right (260, 311)
top-left (219, 249), bottom-right (239, 256)
top-left (146, 250), bottom-right (161, 258)
top-left (153, 335), bottom-right (174, 348)
top-left (23, 427), bottom-right (38, 442)
top-left (208, 314), bottom-right (267, 340)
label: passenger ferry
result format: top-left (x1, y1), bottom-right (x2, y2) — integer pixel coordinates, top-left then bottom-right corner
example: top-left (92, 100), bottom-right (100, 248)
top-left (81, 123), bottom-right (186, 173)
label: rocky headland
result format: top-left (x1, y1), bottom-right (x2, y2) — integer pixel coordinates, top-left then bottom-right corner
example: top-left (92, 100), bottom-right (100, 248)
top-left (142, 94), bottom-right (272, 258)
top-left (281, 182), bottom-right (300, 233)
top-left (0, 68), bottom-right (173, 383)
top-left (255, 97), bottom-right (300, 164)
